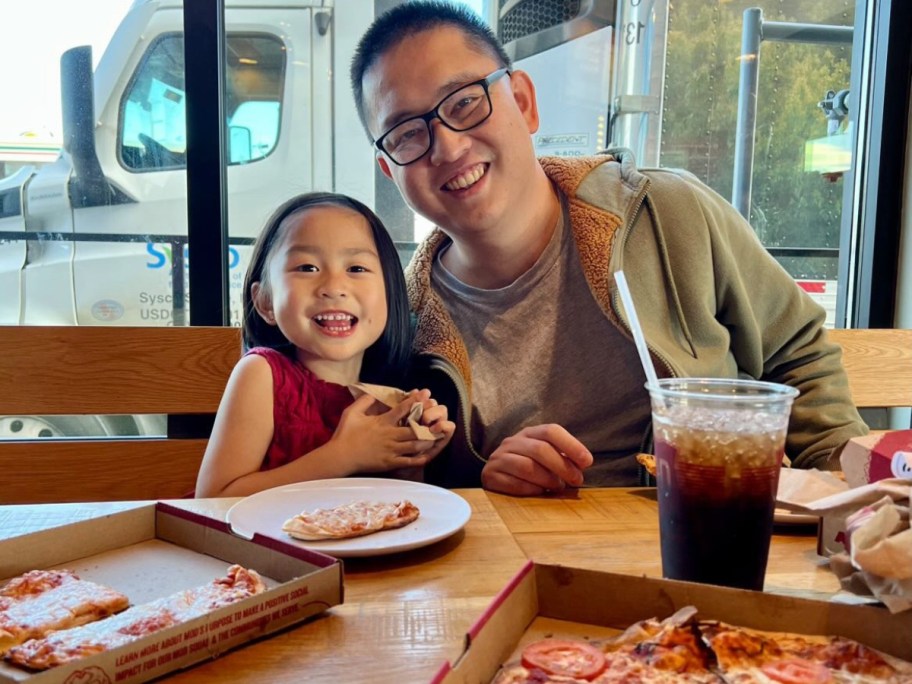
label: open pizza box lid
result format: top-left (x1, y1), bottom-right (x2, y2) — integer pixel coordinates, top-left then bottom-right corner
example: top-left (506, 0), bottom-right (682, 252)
top-left (431, 561), bottom-right (912, 684)
top-left (0, 502), bottom-right (343, 684)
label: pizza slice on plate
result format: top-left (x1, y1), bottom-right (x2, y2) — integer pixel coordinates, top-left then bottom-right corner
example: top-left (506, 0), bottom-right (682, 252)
top-left (0, 569), bottom-right (129, 655)
top-left (282, 500), bottom-right (420, 541)
top-left (5, 565), bottom-right (265, 670)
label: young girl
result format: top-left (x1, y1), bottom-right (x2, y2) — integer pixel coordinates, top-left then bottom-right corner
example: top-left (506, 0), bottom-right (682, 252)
top-left (195, 192), bottom-right (454, 497)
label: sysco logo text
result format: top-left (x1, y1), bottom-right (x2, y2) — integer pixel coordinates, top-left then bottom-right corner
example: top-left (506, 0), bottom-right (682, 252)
top-left (146, 243), bottom-right (241, 269)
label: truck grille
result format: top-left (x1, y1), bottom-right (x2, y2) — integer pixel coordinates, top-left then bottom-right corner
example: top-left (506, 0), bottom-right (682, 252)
top-left (498, 0), bottom-right (583, 44)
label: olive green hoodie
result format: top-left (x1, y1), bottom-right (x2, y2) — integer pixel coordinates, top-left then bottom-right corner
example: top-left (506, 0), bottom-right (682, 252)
top-left (406, 151), bottom-right (867, 488)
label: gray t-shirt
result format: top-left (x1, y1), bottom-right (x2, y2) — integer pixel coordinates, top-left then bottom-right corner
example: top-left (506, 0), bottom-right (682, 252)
top-left (431, 196), bottom-right (651, 485)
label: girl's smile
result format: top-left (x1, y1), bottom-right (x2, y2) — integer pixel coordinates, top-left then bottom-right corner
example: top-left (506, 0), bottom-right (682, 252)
top-left (312, 310), bottom-right (358, 337)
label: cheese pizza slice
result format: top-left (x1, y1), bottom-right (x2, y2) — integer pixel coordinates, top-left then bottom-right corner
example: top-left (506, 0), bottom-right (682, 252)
top-left (5, 565), bottom-right (265, 670)
top-left (0, 569), bottom-right (129, 655)
top-left (282, 500), bottom-right (420, 541)
top-left (493, 608), bottom-right (722, 684)
top-left (492, 609), bottom-right (912, 684)
top-left (699, 619), bottom-right (912, 684)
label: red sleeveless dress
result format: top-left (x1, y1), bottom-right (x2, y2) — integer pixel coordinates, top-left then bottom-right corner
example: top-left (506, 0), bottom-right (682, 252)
top-left (247, 347), bottom-right (355, 470)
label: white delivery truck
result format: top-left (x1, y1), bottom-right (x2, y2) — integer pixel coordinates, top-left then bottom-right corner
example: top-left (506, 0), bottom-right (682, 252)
top-left (0, 0), bottom-right (384, 438)
top-left (0, 0), bottom-right (380, 330)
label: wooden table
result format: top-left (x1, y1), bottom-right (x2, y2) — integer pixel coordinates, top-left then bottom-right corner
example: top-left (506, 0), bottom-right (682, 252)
top-left (0, 488), bottom-right (833, 683)
top-left (487, 488), bottom-right (841, 598)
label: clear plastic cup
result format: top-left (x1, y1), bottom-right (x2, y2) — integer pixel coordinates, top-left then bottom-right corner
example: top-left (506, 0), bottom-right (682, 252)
top-left (648, 378), bottom-right (799, 590)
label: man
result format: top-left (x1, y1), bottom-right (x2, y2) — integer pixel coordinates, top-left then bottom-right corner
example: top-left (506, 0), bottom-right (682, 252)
top-left (350, 1), bottom-right (867, 495)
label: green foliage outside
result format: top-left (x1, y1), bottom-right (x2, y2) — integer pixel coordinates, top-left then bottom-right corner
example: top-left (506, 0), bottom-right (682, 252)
top-left (661, 0), bottom-right (854, 279)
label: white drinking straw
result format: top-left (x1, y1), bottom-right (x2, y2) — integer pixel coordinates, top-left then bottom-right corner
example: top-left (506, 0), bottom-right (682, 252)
top-left (614, 270), bottom-right (660, 392)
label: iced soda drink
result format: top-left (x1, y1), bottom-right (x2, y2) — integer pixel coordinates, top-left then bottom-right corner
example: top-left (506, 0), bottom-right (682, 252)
top-left (649, 378), bottom-right (799, 591)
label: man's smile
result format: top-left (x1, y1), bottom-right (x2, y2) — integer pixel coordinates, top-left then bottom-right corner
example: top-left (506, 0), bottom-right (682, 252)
top-left (443, 163), bottom-right (488, 192)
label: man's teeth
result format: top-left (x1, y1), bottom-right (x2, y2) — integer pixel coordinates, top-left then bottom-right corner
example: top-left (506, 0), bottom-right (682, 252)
top-left (445, 164), bottom-right (485, 191)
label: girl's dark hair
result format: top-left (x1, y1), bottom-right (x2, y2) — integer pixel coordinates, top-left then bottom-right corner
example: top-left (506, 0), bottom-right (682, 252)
top-left (243, 192), bottom-right (412, 384)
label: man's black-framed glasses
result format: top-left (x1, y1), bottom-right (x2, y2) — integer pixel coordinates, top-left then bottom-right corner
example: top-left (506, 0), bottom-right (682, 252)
top-left (374, 68), bottom-right (511, 166)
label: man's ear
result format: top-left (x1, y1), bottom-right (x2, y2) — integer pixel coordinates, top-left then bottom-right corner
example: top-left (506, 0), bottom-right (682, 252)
top-left (250, 282), bottom-right (277, 325)
top-left (376, 153), bottom-right (393, 180)
top-left (509, 70), bottom-right (540, 135)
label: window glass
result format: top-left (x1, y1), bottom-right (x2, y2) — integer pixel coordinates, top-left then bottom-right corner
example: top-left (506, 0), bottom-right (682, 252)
top-left (120, 33), bottom-right (285, 171)
top-left (661, 0), bottom-right (852, 326)
top-left (503, 0), bottom-right (857, 328)
top-left (228, 101), bottom-right (280, 163)
top-left (0, 0), bottom-right (907, 444)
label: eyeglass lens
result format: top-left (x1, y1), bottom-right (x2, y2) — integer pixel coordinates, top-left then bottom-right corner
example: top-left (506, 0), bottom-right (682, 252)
top-left (382, 82), bottom-right (492, 164)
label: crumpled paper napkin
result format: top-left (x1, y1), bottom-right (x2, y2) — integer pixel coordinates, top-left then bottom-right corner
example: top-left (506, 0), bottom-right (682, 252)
top-left (348, 382), bottom-right (444, 442)
top-left (776, 468), bottom-right (848, 507)
top-left (777, 470), bottom-right (912, 613)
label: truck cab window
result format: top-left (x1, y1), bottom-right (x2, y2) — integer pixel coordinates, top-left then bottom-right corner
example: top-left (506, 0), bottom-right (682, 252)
top-left (120, 33), bottom-right (285, 171)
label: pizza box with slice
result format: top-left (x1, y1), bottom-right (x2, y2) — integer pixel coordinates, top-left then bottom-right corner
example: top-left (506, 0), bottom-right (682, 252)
top-left (0, 502), bottom-right (342, 684)
top-left (431, 561), bottom-right (912, 683)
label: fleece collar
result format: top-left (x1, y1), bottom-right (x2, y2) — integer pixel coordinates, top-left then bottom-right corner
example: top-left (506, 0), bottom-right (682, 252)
top-left (405, 151), bottom-right (648, 391)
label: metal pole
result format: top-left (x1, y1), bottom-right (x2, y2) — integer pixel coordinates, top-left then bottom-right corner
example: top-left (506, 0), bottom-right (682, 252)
top-left (732, 10), bottom-right (854, 221)
top-left (762, 21), bottom-right (853, 45)
top-left (732, 8), bottom-right (762, 219)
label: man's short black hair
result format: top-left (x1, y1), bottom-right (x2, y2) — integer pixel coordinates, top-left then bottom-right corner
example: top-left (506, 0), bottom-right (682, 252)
top-left (350, 0), bottom-right (512, 138)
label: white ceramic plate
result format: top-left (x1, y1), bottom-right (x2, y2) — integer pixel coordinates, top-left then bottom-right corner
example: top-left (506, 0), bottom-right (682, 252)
top-left (227, 478), bottom-right (472, 558)
top-left (773, 508), bottom-right (819, 525)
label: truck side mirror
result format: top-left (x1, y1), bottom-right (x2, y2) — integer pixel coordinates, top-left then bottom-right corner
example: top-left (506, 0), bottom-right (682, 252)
top-left (228, 126), bottom-right (252, 163)
top-left (61, 45), bottom-right (114, 208)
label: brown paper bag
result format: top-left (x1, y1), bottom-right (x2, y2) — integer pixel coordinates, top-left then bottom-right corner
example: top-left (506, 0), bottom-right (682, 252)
top-left (348, 383), bottom-right (443, 441)
top-left (778, 474), bottom-right (912, 613)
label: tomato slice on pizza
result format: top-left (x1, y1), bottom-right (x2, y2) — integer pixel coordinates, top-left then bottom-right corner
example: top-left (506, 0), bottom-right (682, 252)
top-left (521, 639), bottom-right (606, 679)
top-left (761, 658), bottom-right (834, 683)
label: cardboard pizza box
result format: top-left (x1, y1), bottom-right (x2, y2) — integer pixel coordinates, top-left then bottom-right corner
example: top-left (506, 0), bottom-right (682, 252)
top-left (840, 429), bottom-right (912, 487)
top-left (432, 561), bottom-right (912, 684)
top-left (0, 502), bottom-right (343, 684)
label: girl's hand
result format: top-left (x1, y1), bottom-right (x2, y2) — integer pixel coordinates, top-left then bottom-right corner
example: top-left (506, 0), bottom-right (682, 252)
top-left (331, 392), bottom-right (437, 474)
top-left (411, 389), bottom-right (455, 464)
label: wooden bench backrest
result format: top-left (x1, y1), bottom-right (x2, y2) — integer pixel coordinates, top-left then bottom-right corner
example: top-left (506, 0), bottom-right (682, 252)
top-left (828, 328), bottom-right (912, 409)
top-left (1, 326), bottom-right (906, 502)
top-left (0, 326), bottom-right (242, 504)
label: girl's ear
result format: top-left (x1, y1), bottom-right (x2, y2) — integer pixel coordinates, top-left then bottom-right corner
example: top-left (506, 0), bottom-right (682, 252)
top-left (251, 281), bottom-right (277, 325)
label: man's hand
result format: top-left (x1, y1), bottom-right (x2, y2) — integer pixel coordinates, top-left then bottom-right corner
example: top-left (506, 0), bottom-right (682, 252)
top-left (481, 424), bottom-right (593, 496)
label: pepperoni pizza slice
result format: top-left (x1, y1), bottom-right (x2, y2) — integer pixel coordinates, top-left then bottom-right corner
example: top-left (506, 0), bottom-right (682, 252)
top-left (0, 569), bottom-right (129, 655)
top-left (5, 565), bottom-right (265, 670)
top-left (281, 500), bottom-right (420, 541)
top-left (494, 607), bottom-right (721, 684)
top-left (492, 607), bottom-right (912, 684)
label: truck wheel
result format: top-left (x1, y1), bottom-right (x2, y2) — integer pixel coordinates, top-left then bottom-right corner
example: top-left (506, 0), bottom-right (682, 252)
top-left (0, 415), bottom-right (148, 439)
